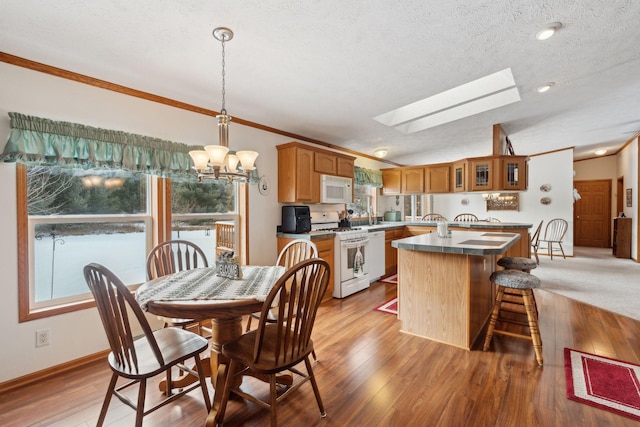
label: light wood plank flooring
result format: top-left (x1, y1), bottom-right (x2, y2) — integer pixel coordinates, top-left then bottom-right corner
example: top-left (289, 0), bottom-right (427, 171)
top-left (1, 280), bottom-right (639, 426)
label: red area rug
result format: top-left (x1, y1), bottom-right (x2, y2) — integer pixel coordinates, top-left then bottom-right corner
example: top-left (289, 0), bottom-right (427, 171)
top-left (374, 297), bottom-right (398, 315)
top-left (564, 348), bottom-right (640, 422)
top-left (380, 274), bottom-right (397, 284)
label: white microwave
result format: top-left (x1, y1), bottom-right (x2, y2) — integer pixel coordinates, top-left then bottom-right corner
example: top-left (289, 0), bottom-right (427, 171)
top-left (320, 174), bottom-right (352, 204)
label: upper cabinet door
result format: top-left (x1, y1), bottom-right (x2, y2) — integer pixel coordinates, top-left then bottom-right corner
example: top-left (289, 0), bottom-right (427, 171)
top-left (500, 157), bottom-right (527, 190)
top-left (425, 164), bottom-right (451, 193)
top-left (381, 169), bottom-right (402, 195)
top-left (336, 157), bottom-right (354, 178)
top-left (452, 161), bottom-right (466, 193)
top-left (314, 152), bottom-right (337, 175)
top-left (402, 167), bottom-right (425, 194)
top-left (468, 158), bottom-right (495, 191)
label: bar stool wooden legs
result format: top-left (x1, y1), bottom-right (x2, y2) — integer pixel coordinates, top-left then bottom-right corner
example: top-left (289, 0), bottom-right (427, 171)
top-left (483, 270), bottom-right (543, 365)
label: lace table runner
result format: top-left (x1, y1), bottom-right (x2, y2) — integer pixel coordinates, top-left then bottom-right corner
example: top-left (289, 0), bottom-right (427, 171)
top-left (136, 265), bottom-right (286, 310)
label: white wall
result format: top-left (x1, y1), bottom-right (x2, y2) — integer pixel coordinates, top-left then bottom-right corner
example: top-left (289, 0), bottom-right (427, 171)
top-left (616, 139), bottom-right (638, 259)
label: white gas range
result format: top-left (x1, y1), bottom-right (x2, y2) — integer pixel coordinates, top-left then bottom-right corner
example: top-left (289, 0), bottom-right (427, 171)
top-left (311, 212), bottom-right (371, 298)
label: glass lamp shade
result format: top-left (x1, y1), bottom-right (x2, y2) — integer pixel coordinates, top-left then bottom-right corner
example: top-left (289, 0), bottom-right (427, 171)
top-left (236, 150), bottom-right (259, 171)
top-left (204, 145), bottom-right (229, 167)
top-left (189, 150), bottom-right (210, 171)
top-left (226, 153), bottom-right (240, 173)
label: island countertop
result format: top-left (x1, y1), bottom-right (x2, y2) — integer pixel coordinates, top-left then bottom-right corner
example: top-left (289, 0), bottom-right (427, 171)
top-left (391, 230), bottom-right (521, 255)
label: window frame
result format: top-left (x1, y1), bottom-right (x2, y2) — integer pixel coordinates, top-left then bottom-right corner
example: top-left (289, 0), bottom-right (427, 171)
top-left (17, 165), bottom-right (248, 322)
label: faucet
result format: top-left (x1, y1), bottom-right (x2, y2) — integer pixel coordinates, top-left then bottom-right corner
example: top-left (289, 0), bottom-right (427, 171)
top-left (368, 205), bottom-right (376, 225)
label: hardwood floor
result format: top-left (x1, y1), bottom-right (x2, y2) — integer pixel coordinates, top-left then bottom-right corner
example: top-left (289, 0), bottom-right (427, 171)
top-left (1, 281), bottom-right (639, 426)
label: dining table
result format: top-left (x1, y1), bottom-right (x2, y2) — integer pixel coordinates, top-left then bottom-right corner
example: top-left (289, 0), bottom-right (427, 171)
top-left (135, 264), bottom-right (286, 425)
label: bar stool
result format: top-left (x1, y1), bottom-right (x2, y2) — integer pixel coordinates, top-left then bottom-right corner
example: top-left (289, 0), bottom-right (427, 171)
top-left (497, 256), bottom-right (537, 273)
top-left (497, 256), bottom-right (538, 314)
top-left (483, 269), bottom-right (543, 365)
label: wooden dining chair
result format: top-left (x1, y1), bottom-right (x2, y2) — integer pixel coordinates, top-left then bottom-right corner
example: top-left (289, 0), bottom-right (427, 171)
top-left (214, 258), bottom-right (330, 427)
top-left (245, 239), bottom-right (318, 332)
top-left (421, 213), bottom-right (447, 221)
top-left (530, 220), bottom-right (543, 264)
top-left (84, 263), bottom-right (211, 427)
top-left (539, 218), bottom-right (568, 259)
top-left (453, 213), bottom-right (479, 222)
top-left (146, 240), bottom-right (210, 335)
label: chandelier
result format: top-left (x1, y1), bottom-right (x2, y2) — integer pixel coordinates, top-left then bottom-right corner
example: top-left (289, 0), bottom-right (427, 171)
top-left (189, 27), bottom-right (258, 182)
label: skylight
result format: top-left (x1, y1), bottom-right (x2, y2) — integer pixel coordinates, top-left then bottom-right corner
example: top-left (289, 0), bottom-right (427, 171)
top-left (374, 68), bottom-right (520, 133)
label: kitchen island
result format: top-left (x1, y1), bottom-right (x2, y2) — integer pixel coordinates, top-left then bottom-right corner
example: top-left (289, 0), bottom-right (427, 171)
top-left (391, 230), bottom-right (521, 350)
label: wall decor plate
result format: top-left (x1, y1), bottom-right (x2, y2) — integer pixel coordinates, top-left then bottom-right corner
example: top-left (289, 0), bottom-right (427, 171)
top-left (461, 198), bottom-right (469, 206)
top-left (540, 184), bottom-right (551, 192)
top-left (540, 197), bottom-right (551, 205)
top-left (258, 175), bottom-right (270, 195)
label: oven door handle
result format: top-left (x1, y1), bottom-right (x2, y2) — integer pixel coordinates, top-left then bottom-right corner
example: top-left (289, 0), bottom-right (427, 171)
top-left (340, 237), bottom-right (370, 248)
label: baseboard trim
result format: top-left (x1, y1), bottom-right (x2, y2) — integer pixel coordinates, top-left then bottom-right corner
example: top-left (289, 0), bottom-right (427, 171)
top-left (0, 350), bottom-right (109, 395)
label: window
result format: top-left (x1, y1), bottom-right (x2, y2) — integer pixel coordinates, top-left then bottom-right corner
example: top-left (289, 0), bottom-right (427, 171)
top-left (403, 194), bottom-right (425, 221)
top-left (24, 165), bottom-right (151, 315)
top-left (17, 165), bottom-right (243, 321)
top-left (348, 184), bottom-right (378, 218)
top-left (170, 178), bottom-right (239, 265)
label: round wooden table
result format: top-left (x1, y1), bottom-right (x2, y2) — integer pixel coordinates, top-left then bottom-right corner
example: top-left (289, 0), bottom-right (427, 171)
top-left (135, 267), bottom-right (287, 426)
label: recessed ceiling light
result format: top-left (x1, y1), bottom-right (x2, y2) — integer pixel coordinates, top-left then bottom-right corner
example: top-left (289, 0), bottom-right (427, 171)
top-left (536, 82), bottom-right (555, 93)
top-left (536, 22), bottom-right (562, 40)
top-left (594, 149), bottom-right (607, 156)
top-left (374, 148), bottom-right (388, 158)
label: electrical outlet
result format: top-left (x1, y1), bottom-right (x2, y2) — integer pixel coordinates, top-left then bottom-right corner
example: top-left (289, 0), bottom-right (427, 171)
top-left (36, 329), bottom-right (50, 347)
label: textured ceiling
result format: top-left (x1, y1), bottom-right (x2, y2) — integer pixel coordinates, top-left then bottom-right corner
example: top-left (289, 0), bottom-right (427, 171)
top-left (1, 0), bottom-right (639, 164)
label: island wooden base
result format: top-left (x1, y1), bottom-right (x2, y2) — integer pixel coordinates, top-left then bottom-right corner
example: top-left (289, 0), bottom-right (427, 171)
top-left (397, 249), bottom-right (496, 349)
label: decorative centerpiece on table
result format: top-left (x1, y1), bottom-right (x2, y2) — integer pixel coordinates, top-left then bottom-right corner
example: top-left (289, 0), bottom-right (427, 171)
top-left (215, 251), bottom-right (242, 279)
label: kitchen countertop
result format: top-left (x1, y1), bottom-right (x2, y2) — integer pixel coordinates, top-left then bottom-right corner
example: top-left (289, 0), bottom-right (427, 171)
top-left (361, 221), bottom-right (532, 231)
top-left (391, 230), bottom-right (521, 255)
top-left (276, 221), bottom-right (532, 240)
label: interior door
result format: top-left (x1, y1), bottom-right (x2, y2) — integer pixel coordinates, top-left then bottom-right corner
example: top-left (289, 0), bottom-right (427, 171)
top-left (574, 180), bottom-right (612, 247)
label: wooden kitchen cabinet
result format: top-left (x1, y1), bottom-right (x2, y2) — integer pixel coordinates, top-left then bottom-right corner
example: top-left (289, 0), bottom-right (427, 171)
top-left (467, 156), bottom-right (528, 192)
top-left (278, 236), bottom-right (334, 302)
top-left (278, 142), bottom-right (355, 203)
top-left (425, 164), bottom-right (451, 193)
top-left (468, 157), bottom-right (495, 191)
top-left (278, 144), bottom-right (319, 203)
top-left (336, 156), bottom-right (355, 178)
top-left (452, 160), bottom-right (467, 192)
top-left (498, 156), bottom-right (527, 190)
top-left (381, 169), bottom-right (402, 195)
top-left (314, 150), bottom-right (354, 178)
top-left (314, 151), bottom-right (337, 175)
top-left (384, 228), bottom-right (404, 275)
top-left (381, 167), bottom-right (424, 195)
top-left (613, 217), bottom-right (631, 258)
top-left (402, 167), bottom-right (425, 194)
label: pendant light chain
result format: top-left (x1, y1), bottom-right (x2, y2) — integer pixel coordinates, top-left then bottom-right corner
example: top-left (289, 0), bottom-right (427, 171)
top-left (220, 34), bottom-right (227, 115)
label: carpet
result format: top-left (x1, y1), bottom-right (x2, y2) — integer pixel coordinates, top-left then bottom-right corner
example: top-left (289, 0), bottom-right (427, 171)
top-left (374, 297), bottom-right (398, 315)
top-left (380, 274), bottom-right (397, 284)
top-left (535, 247), bottom-right (640, 321)
top-left (564, 347), bottom-right (640, 422)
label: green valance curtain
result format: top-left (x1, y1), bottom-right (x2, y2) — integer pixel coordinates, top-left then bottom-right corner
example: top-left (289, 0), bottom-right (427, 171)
top-left (354, 166), bottom-right (383, 188)
top-left (1, 112), bottom-right (200, 176)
